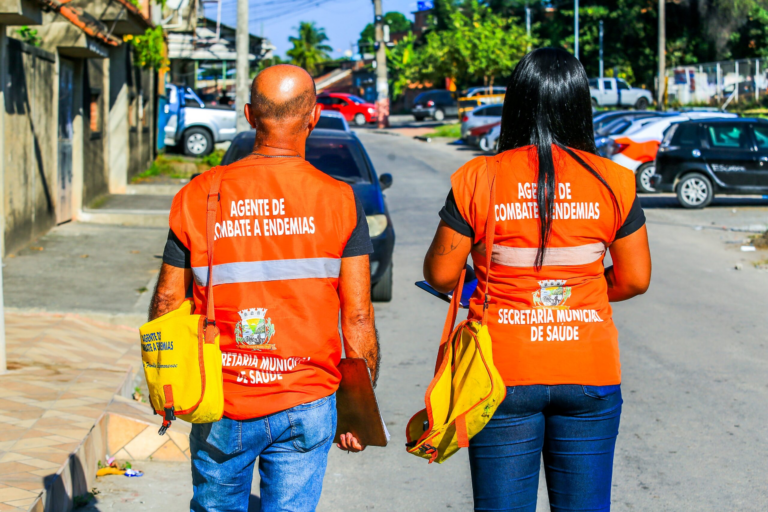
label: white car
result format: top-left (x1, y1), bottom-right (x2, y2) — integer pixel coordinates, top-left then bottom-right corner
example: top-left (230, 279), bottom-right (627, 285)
top-left (589, 78), bottom-right (654, 110)
top-left (480, 124), bottom-right (501, 152)
top-left (461, 104), bottom-right (503, 139)
top-left (465, 86), bottom-right (507, 97)
top-left (605, 112), bottom-right (738, 192)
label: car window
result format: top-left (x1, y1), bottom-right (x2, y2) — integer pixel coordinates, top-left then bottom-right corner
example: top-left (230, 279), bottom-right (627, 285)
top-left (437, 92), bottom-right (454, 102)
top-left (305, 137), bottom-right (371, 183)
top-left (332, 97), bottom-right (348, 106)
top-left (617, 80), bottom-right (630, 90)
top-left (317, 97), bottom-right (332, 105)
top-left (670, 123), bottom-right (700, 146)
top-left (589, 79), bottom-right (598, 88)
top-left (596, 118), bottom-right (632, 136)
top-left (315, 116), bottom-right (346, 131)
top-left (414, 92), bottom-right (429, 104)
top-left (752, 125), bottom-right (768, 149)
top-left (474, 106), bottom-right (489, 116)
top-left (487, 105), bottom-right (503, 116)
top-left (706, 124), bottom-right (750, 149)
top-left (346, 95), bottom-right (366, 104)
top-left (602, 79), bottom-right (613, 90)
top-left (184, 88), bottom-right (204, 108)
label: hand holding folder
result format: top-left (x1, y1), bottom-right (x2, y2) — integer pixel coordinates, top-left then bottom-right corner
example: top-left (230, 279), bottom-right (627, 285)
top-left (334, 358), bottom-right (389, 449)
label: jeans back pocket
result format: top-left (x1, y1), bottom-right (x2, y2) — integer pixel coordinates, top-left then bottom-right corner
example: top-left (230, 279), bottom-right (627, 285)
top-left (582, 384), bottom-right (621, 400)
top-left (287, 394), bottom-right (336, 453)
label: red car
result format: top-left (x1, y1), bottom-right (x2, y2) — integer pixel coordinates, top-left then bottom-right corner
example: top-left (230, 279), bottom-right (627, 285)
top-left (317, 93), bottom-right (377, 126)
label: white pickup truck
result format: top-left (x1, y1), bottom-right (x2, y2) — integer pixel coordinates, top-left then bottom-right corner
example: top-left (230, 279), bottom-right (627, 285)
top-left (162, 84), bottom-right (237, 156)
top-left (589, 78), bottom-right (653, 110)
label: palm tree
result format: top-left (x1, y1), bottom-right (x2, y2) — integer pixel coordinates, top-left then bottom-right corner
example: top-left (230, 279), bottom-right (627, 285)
top-left (287, 22), bottom-right (332, 76)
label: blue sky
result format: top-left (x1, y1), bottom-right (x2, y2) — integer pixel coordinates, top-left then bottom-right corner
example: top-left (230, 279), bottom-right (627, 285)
top-left (204, 0), bottom-right (419, 58)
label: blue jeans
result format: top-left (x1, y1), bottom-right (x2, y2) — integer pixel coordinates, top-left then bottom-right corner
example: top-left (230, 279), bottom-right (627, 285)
top-left (468, 385), bottom-right (622, 512)
top-left (190, 394), bottom-right (337, 512)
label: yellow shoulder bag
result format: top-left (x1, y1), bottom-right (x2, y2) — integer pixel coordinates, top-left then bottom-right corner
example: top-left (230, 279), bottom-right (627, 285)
top-left (139, 169), bottom-right (225, 435)
top-left (406, 156), bottom-right (506, 464)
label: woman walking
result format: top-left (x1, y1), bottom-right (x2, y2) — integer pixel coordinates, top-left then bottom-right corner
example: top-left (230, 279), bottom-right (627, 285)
top-left (423, 48), bottom-right (652, 511)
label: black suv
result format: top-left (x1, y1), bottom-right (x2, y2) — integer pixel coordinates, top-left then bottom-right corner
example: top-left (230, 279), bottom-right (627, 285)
top-left (411, 90), bottom-right (459, 121)
top-left (653, 118), bottom-right (768, 208)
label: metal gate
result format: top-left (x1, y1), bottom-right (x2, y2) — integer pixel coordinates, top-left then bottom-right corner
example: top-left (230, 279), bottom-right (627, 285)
top-left (57, 59), bottom-right (74, 223)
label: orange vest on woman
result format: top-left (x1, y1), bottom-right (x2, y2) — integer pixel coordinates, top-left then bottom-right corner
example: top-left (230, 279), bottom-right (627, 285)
top-left (170, 157), bottom-right (358, 419)
top-left (451, 146), bottom-right (637, 386)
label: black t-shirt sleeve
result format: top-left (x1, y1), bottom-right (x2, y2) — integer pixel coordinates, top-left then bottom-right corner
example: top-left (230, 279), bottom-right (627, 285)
top-left (615, 195), bottom-right (646, 239)
top-left (341, 196), bottom-right (374, 258)
top-left (439, 189), bottom-right (474, 238)
top-left (162, 229), bottom-right (191, 269)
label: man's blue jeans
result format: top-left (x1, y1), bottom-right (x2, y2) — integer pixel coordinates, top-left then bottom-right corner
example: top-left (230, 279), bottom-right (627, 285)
top-left (190, 394), bottom-right (337, 512)
top-left (468, 385), bottom-right (622, 512)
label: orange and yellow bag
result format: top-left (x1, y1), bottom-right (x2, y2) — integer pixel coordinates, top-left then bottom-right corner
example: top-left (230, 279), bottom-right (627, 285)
top-left (406, 157), bottom-right (506, 463)
top-left (139, 170), bottom-right (225, 434)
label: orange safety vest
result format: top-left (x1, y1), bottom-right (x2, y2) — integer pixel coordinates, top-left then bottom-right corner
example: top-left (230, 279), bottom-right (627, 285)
top-left (170, 156), bottom-right (359, 419)
top-left (451, 146), bottom-right (637, 386)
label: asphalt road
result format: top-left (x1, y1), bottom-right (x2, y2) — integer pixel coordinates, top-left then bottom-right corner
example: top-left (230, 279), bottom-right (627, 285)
top-left (45, 131), bottom-right (768, 511)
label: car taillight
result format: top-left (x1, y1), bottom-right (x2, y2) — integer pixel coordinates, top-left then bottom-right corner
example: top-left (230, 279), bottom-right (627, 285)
top-left (427, 100), bottom-right (435, 107)
top-left (614, 143), bottom-right (629, 154)
top-left (462, 115), bottom-right (469, 122)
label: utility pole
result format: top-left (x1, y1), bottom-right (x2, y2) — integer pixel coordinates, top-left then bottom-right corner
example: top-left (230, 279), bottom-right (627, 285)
top-left (657, 0), bottom-right (665, 110)
top-left (235, 0), bottom-right (250, 132)
top-left (574, 0), bottom-right (579, 60)
top-left (599, 20), bottom-right (604, 78)
top-left (373, 0), bottom-right (389, 128)
top-left (525, 3), bottom-right (531, 52)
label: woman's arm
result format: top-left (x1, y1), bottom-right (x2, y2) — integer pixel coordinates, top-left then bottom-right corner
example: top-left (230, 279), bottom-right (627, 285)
top-left (424, 221), bottom-right (474, 294)
top-left (605, 225), bottom-right (652, 302)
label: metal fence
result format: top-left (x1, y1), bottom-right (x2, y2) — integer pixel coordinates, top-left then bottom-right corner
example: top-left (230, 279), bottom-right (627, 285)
top-left (667, 58), bottom-right (768, 107)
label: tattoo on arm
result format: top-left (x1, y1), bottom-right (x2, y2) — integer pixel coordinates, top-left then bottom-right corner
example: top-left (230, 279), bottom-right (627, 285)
top-left (436, 231), bottom-right (465, 256)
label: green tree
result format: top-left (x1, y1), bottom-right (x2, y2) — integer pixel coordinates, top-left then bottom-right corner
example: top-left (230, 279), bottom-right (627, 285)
top-left (386, 33), bottom-right (419, 100)
top-left (359, 12), bottom-right (412, 55)
top-left (126, 27), bottom-right (167, 70)
top-left (253, 55), bottom-right (287, 77)
top-left (286, 22), bottom-right (332, 76)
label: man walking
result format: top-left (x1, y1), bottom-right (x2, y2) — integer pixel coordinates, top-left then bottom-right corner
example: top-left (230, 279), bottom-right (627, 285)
top-left (149, 65), bottom-right (380, 511)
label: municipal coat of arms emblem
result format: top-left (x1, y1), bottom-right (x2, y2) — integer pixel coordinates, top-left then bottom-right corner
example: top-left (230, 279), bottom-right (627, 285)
top-left (235, 308), bottom-right (277, 351)
top-left (532, 280), bottom-right (571, 309)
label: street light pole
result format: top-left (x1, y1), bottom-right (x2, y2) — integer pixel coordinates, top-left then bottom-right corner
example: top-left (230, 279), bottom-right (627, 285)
top-left (574, 0), bottom-right (579, 60)
top-left (657, 0), bottom-right (665, 110)
top-left (373, 0), bottom-right (389, 128)
top-left (599, 20), bottom-right (604, 78)
top-left (525, 3), bottom-right (531, 52)
top-left (235, 0), bottom-right (250, 133)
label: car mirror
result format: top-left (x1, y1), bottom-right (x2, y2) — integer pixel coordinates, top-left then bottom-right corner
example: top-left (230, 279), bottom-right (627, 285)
top-left (379, 173), bottom-right (393, 190)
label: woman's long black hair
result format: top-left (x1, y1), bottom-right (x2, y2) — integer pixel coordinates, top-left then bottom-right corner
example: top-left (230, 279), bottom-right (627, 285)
top-left (497, 47), bottom-right (617, 269)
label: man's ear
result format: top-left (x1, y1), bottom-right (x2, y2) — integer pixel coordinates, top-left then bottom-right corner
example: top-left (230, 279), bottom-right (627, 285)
top-left (244, 103), bottom-right (257, 129)
top-left (308, 103), bottom-right (323, 131)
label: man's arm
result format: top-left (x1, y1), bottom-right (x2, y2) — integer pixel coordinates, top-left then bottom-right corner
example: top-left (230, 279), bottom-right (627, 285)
top-left (148, 263), bottom-right (193, 320)
top-left (338, 255), bottom-right (380, 385)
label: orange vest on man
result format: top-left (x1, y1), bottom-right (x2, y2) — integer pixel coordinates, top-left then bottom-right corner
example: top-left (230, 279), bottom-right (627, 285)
top-left (169, 155), bottom-right (359, 419)
top-left (450, 146), bottom-right (637, 387)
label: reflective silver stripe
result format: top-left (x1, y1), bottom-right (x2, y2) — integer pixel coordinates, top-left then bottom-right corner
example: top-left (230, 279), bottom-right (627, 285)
top-left (192, 258), bottom-right (341, 287)
top-left (491, 242), bottom-right (606, 267)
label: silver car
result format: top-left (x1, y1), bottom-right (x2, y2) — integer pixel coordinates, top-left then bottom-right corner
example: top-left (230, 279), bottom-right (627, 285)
top-left (461, 104), bottom-right (503, 139)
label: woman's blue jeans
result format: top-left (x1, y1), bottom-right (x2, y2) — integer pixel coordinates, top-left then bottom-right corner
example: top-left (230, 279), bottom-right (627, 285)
top-left (468, 384), bottom-right (622, 512)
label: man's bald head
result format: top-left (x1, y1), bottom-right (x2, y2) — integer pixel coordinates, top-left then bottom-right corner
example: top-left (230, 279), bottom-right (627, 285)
top-left (250, 64), bottom-right (317, 120)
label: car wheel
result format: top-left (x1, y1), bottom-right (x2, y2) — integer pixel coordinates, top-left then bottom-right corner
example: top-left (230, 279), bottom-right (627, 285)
top-left (635, 97), bottom-right (649, 110)
top-left (371, 263), bottom-right (393, 302)
top-left (636, 162), bottom-right (657, 193)
top-left (354, 113), bottom-right (367, 126)
top-left (433, 109), bottom-right (445, 121)
top-left (676, 173), bottom-right (713, 209)
top-left (479, 136), bottom-right (491, 152)
top-left (591, 98), bottom-right (599, 109)
top-left (183, 128), bottom-right (213, 157)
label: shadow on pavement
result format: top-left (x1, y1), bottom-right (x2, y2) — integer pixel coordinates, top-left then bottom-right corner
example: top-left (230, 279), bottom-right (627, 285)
top-left (640, 195), bottom-right (768, 209)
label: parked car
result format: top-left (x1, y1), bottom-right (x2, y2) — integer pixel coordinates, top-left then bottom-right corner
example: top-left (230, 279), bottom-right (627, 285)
top-left (221, 129), bottom-right (396, 300)
top-left (461, 104), bottom-right (503, 139)
top-left (466, 121), bottom-right (500, 147)
top-left (653, 118), bottom-right (768, 208)
top-left (412, 90), bottom-right (459, 121)
top-left (316, 93), bottom-right (377, 126)
top-left (163, 84), bottom-right (237, 156)
top-left (589, 78), bottom-right (654, 110)
top-left (595, 112), bottom-right (673, 157)
top-left (480, 124), bottom-right (501, 152)
top-left (604, 112), bottom-right (737, 193)
top-left (593, 110), bottom-right (666, 135)
top-left (316, 110), bottom-right (350, 131)
top-left (464, 86), bottom-right (507, 97)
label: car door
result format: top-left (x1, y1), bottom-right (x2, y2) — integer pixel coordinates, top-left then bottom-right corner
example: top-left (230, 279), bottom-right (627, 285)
top-left (617, 79), bottom-right (634, 105)
top-left (334, 97), bottom-right (352, 120)
top-left (750, 123), bottom-right (768, 190)
top-left (700, 123), bottom-right (757, 187)
top-left (602, 79), bottom-right (618, 106)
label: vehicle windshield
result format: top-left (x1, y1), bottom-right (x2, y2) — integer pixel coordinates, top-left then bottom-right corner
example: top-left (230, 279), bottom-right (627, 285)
top-left (596, 118), bottom-right (633, 136)
top-left (222, 134), bottom-right (371, 184)
top-left (414, 93), bottom-right (429, 104)
top-left (315, 116), bottom-right (346, 131)
top-left (346, 95), bottom-right (367, 104)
